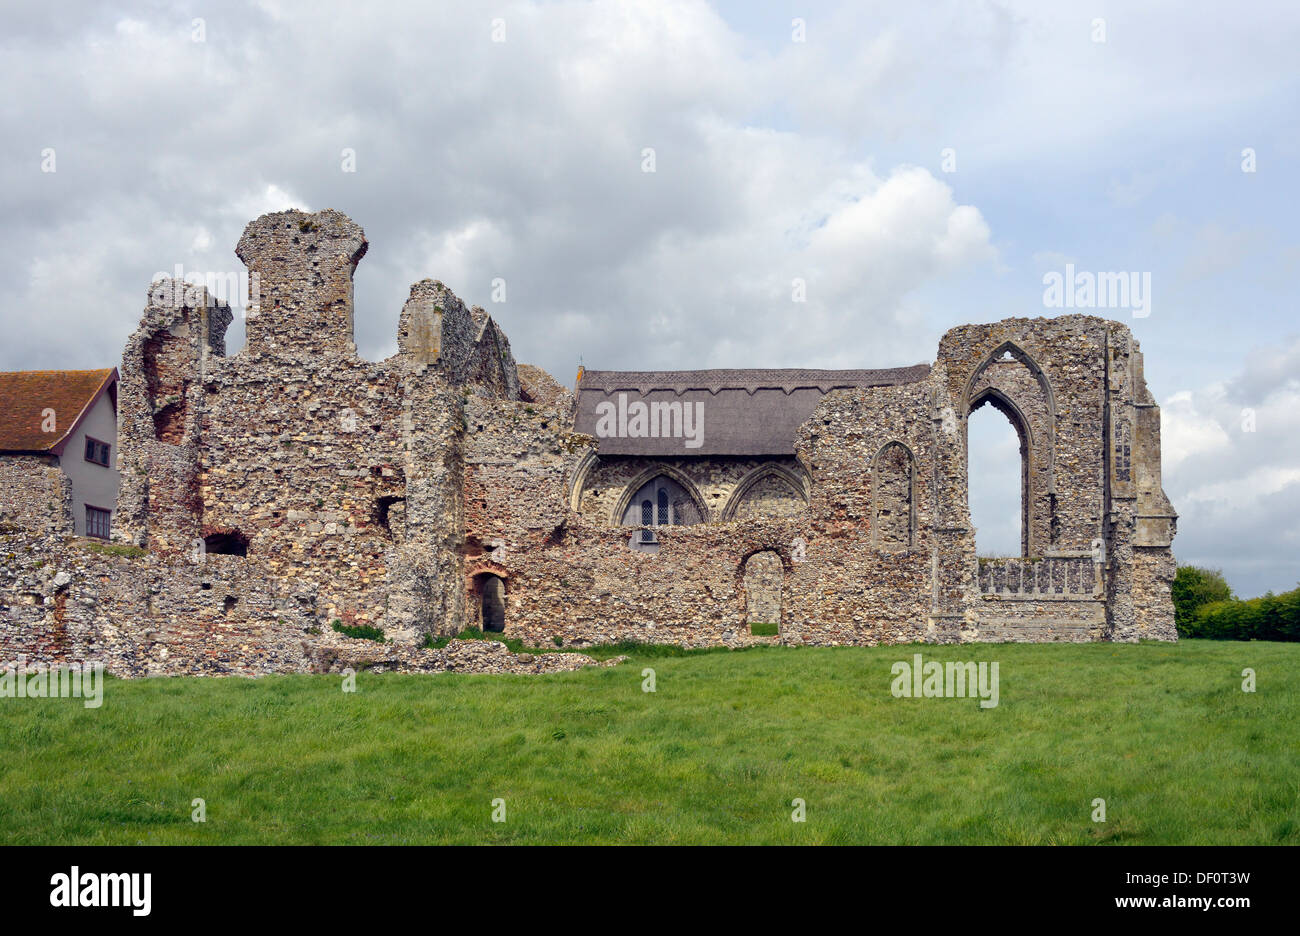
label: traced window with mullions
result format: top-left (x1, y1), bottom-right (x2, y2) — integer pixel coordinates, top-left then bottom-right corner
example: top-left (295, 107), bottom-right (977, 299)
top-left (624, 475), bottom-right (702, 551)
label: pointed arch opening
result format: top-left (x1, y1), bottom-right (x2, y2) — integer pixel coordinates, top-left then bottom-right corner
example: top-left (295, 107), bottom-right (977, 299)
top-left (872, 442), bottom-right (917, 550)
top-left (721, 463), bottom-right (810, 521)
top-left (967, 392), bottom-right (1028, 557)
top-left (741, 549), bottom-right (784, 635)
top-left (963, 341), bottom-right (1057, 556)
top-left (617, 469), bottom-right (706, 552)
top-left (471, 572), bottom-right (507, 632)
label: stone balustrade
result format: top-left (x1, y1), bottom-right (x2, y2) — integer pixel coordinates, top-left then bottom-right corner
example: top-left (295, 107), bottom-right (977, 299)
top-left (976, 554), bottom-right (1101, 598)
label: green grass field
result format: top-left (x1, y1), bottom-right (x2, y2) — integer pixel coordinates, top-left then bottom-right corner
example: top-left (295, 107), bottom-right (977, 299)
top-left (1, 640), bottom-right (1296, 845)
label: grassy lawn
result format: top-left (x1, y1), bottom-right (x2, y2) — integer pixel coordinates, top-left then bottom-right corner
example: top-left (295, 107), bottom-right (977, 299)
top-left (1, 640), bottom-right (1296, 845)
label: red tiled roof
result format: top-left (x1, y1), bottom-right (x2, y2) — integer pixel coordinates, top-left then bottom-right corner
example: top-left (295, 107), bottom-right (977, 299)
top-left (0, 369), bottom-right (117, 454)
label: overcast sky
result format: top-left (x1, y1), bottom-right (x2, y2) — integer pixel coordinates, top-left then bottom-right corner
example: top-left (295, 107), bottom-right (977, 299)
top-left (2, 1), bottom-right (1296, 596)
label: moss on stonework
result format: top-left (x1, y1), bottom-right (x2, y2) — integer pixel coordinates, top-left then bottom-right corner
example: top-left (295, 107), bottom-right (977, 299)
top-left (78, 541), bottom-right (148, 559)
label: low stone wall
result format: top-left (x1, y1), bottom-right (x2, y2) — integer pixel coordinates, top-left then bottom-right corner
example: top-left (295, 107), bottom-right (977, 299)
top-left (971, 595), bottom-right (1108, 642)
top-left (0, 529), bottom-right (614, 677)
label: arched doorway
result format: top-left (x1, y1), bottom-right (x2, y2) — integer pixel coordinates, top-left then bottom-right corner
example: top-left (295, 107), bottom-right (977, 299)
top-left (480, 574), bottom-right (506, 632)
top-left (742, 551), bottom-right (783, 635)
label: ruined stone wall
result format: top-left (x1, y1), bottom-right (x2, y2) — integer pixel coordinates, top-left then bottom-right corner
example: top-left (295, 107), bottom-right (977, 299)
top-left (399, 279), bottom-right (519, 399)
top-left (518, 364), bottom-right (573, 408)
top-left (1, 210), bottom-right (516, 674)
top-left (194, 352), bottom-right (407, 631)
top-left (0, 456), bottom-right (72, 536)
top-left (456, 314), bottom-right (1178, 649)
top-left (1132, 547), bottom-right (1177, 639)
top-left (933, 315), bottom-right (1176, 642)
top-left (461, 393), bottom-right (799, 645)
top-left (456, 379), bottom-right (942, 647)
top-left (1, 209), bottom-right (1181, 670)
top-left (787, 382), bottom-right (937, 644)
top-left (114, 280), bottom-right (232, 556)
top-left (938, 317), bottom-right (1110, 556)
top-left (237, 210), bottom-right (368, 359)
top-left (111, 211), bottom-right (500, 645)
top-left (0, 525), bottom-right (608, 677)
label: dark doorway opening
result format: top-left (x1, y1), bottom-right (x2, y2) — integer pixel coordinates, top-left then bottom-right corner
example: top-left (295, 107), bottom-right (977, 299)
top-left (204, 531), bottom-right (249, 557)
top-left (481, 574), bottom-right (505, 632)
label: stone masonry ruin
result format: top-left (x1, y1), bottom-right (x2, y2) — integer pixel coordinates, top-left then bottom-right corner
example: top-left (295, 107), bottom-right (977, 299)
top-left (0, 209), bottom-right (1178, 675)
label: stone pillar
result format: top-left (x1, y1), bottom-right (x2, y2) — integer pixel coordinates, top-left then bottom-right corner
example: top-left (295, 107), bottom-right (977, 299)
top-left (926, 373), bottom-right (977, 641)
top-left (397, 279), bottom-right (447, 365)
top-left (236, 210), bottom-right (368, 359)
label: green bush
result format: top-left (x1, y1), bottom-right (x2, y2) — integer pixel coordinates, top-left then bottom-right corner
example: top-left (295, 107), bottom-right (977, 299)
top-left (330, 620), bottom-right (386, 642)
top-left (1171, 566), bottom-right (1233, 637)
top-left (1187, 587), bottom-right (1300, 642)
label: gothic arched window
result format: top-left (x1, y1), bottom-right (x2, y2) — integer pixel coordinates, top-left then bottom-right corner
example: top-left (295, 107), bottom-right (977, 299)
top-left (623, 474), bottom-right (703, 551)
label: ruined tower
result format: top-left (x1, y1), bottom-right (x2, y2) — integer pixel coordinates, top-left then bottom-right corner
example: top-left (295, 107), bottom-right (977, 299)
top-left (236, 209), bottom-right (368, 359)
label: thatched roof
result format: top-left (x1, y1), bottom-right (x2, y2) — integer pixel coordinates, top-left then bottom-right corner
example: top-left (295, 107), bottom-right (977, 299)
top-left (574, 366), bottom-right (930, 456)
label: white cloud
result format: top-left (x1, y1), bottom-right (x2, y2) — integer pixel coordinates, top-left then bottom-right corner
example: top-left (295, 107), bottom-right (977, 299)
top-left (1162, 337), bottom-right (1300, 594)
